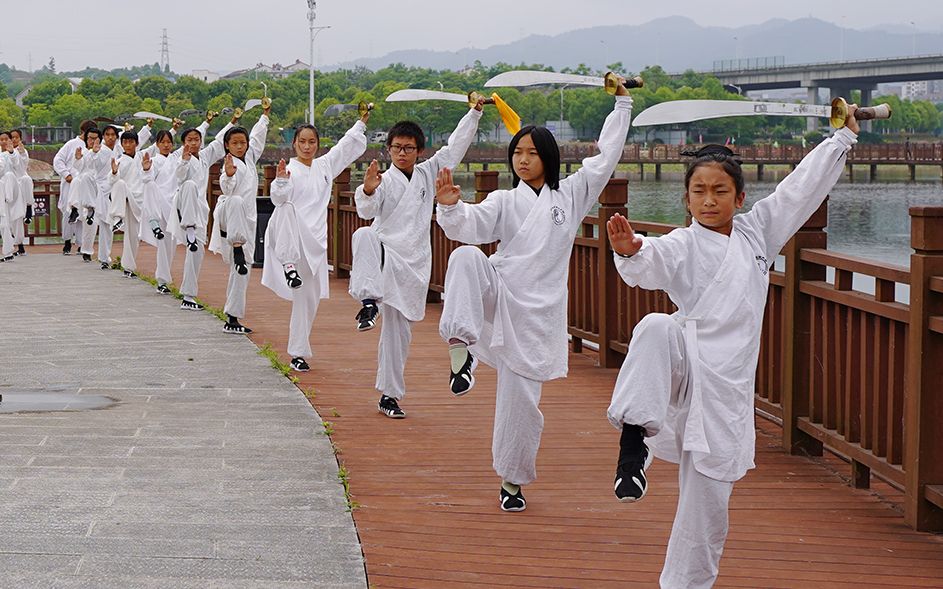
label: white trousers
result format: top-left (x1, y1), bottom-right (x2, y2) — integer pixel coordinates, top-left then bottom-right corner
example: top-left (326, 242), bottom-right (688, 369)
top-left (606, 313), bottom-right (733, 589)
top-left (155, 233), bottom-right (176, 287)
top-left (349, 226), bottom-right (383, 302)
top-left (287, 260), bottom-right (322, 359)
top-left (375, 304), bottom-right (413, 400)
top-left (12, 217), bottom-right (25, 248)
top-left (224, 264), bottom-right (250, 319)
top-left (440, 245), bottom-right (545, 486)
top-left (0, 219), bottom-right (12, 257)
top-left (97, 220), bottom-right (114, 265)
top-left (180, 245), bottom-right (204, 300)
top-left (121, 213), bottom-right (141, 272)
top-left (177, 181), bottom-right (208, 241)
top-left (215, 195), bottom-right (253, 319)
top-left (80, 218), bottom-right (96, 255)
top-left (61, 215), bottom-right (82, 243)
top-left (269, 202), bottom-right (300, 265)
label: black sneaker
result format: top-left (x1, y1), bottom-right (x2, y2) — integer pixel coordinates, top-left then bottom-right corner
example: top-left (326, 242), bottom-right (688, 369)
top-left (186, 238), bottom-right (198, 252)
top-left (82, 253), bottom-right (91, 262)
top-left (378, 395), bottom-right (405, 419)
top-left (62, 240), bottom-right (72, 255)
top-left (232, 246), bottom-right (248, 276)
top-left (113, 219), bottom-right (124, 232)
top-left (2, 255), bottom-right (13, 262)
top-left (69, 207), bottom-right (80, 224)
top-left (180, 300), bottom-right (204, 311)
top-left (153, 227), bottom-right (165, 240)
top-left (284, 268), bottom-right (303, 289)
top-left (291, 357), bottom-right (310, 372)
top-left (156, 284), bottom-right (172, 294)
top-left (223, 322), bottom-right (253, 335)
top-left (100, 262), bottom-right (110, 270)
top-left (123, 270), bottom-right (137, 279)
top-left (449, 351), bottom-right (478, 396)
top-left (86, 213), bottom-right (94, 225)
top-left (614, 428), bottom-right (653, 503)
top-left (499, 486), bottom-right (526, 512)
top-left (355, 303), bottom-right (379, 331)
top-left (17, 244), bottom-right (26, 255)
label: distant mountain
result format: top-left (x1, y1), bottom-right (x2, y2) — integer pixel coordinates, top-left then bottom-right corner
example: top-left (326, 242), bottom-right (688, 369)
top-left (326, 17), bottom-right (943, 73)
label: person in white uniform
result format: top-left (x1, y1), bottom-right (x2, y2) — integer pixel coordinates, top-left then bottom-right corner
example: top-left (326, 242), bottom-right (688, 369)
top-left (92, 124), bottom-right (122, 269)
top-left (140, 130), bottom-right (179, 293)
top-left (52, 120), bottom-right (96, 255)
top-left (107, 130), bottom-right (152, 277)
top-left (70, 127), bottom-right (108, 262)
top-left (168, 118), bottom-right (231, 311)
top-left (349, 103), bottom-right (483, 418)
top-left (0, 131), bottom-right (17, 262)
top-left (209, 103), bottom-right (271, 334)
top-left (434, 81), bottom-right (633, 512)
top-left (263, 112), bottom-right (369, 372)
top-left (605, 109), bottom-right (860, 588)
top-left (9, 130), bottom-right (34, 257)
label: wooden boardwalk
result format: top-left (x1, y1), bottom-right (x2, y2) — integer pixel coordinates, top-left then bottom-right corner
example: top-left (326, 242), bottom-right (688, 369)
top-left (37, 240), bottom-right (943, 588)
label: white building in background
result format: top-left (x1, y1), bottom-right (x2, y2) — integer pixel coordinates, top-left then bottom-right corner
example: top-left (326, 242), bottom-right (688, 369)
top-left (902, 81), bottom-right (929, 100)
top-left (191, 69), bottom-right (220, 83)
top-left (224, 59), bottom-right (310, 80)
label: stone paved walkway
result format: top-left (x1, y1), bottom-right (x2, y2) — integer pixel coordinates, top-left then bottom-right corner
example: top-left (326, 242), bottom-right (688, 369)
top-left (0, 253), bottom-right (367, 588)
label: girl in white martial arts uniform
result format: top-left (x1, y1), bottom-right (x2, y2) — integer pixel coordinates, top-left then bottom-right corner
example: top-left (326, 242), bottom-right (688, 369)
top-left (168, 120), bottom-right (232, 311)
top-left (140, 130), bottom-right (178, 294)
top-left (263, 112), bottom-right (369, 372)
top-left (209, 104), bottom-right (270, 334)
top-left (9, 130), bottom-right (35, 257)
top-left (349, 103), bottom-right (483, 418)
top-left (434, 82), bottom-right (632, 512)
top-left (0, 131), bottom-right (17, 262)
top-left (605, 109), bottom-right (860, 588)
top-left (70, 127), bottom-right (108, 262)
top-left (107, 130), bottom-right (154, 277)
top-left (52, 120), bottom-right (96, 255)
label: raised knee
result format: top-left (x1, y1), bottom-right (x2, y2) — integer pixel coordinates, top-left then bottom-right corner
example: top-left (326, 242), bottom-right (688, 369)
top-left (448, 245), bottom-right (485, 267)
top-left (633, 313), bottom-right (678, 337)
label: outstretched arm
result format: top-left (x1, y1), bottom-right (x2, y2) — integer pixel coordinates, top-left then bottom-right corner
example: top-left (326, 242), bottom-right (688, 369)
top-left (425, 105), bottom-right (483, 174)
top-left (434, 167), bottom-right (503, 244)
top-left (320, 119), bottom-right (368, 179)
top-left (354, 159), bottom-right (386, 220)
top-left (246, 114), bottom-right (270, 166)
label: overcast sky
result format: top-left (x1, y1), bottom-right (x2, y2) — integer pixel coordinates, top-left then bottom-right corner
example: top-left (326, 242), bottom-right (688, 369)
top-left (2, 0), bottom-right (940, 74)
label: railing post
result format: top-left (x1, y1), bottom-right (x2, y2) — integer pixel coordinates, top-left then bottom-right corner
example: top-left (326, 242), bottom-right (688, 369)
top-left (781, 198), bottom-right (828, 456)
top-left (905, 206), bottom-right (943, 532)
top-left (332, 167), bottom-right (352, 278)
top-left (597, 178), bottom-right (628, 369)
top-left (207, 162), bottom-right (222, 239)
top-left (474, 170), bottom-right (498, 203)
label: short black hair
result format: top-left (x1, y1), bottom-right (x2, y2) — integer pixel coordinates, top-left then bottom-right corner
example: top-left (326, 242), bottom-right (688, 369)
top-left (0, 130), bottom-right (11, 140)
top-left (102, 126), bottom-right (119, 138)
top-left (508, 126), bottom-right (561, 191)
top-left (10, 129), bottom-right (22, 139)
top-left (224, 126), bottom-right (250, 155)
top-left (386, 121), bottom-right (425, 151)
top-left (84, 127), bottom-right (101, 146)
top-left (683, 145), bottom-right (745, 195)
top-left (153, 130), bottom-right (174, 147)
top-left (180, 127), bottom-right (202, 142)
top-left (292, 124), bottom-right (319, 145)
top-left (120, 130), bottom-right (139, 144)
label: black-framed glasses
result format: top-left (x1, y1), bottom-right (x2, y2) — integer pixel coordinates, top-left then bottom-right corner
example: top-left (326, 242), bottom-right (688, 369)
top-left (389, 144), bottom-right (417, 154)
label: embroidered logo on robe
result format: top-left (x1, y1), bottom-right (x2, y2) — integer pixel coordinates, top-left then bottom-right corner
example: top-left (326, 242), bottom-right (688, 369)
top-left (419, 187), bottom-right (426, 201)
top-left (755, 255), bottom-right (769, 275)
top-left (551, 206), bottom-right (566, 226)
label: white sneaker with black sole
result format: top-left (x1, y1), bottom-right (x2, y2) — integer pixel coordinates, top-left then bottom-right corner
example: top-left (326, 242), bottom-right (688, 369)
top-left (377, 395), bottom-right (405, 419)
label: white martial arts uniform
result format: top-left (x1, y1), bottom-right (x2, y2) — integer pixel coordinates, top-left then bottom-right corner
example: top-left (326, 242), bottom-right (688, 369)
top-left (263, 120), bottom-right (367, 359)
top-left (0, 150), bottom-right (17, 258)
top-left (107, 151), bottom-right (148, 271)
top-left (437, 95), bottom-right (633, 485)
top-left (606, 127), bottom-right (857, 589)
top-left (349, 108), bottom-right (482, 400)
top-left (168, 121), bottom-right (230, 300)
top-left (210, 115), bottom-right (270, 320)
top-left (141, 149), bottom-right (179, 286)
top-left (10, 147), bottom-right (34, 249)
top-left (71, 147), bottom-right (110, 256)
top-left (52, 136), bottom-right (85, 246)
top-left (92, 144), bottom-right (120, 265)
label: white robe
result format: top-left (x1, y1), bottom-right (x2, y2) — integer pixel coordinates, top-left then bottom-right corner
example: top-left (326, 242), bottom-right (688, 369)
top-left (262, 120), bottom-right (367, 301)
top-left (167, 122), bottom-right (232, 245)
top-left (52, 136), bottom-right (84, 216)
top-left (10, 148), bottom-right (34, 223)
top-left (140, 151), bottom-right (179, 247)
top-left (0, 152), bottom-right (16, 254)
top-left (608, 127), bottom-right (857, 482)
top-left (210, 114), bottom-right (269, 262)
top-left (436, 95), bottom-right (633, 382)
top-left (352, 108), bottom-right (481, 321)
top-left (71, 148), bottom-right (109, 211)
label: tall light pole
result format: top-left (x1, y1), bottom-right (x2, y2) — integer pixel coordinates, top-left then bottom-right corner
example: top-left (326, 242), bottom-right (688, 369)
top-left (559, 84), bottom-right (570, 141)
top-left (306, 1), bottom-right (330, 124)
top-left (910, 21), bottom-right (917, 56)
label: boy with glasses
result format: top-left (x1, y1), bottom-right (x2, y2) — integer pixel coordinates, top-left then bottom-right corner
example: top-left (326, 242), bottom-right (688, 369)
top-left (349, 100), bottom-right (483, 418)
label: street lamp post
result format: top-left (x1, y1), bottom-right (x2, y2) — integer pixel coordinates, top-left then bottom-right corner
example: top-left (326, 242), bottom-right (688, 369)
top-left (910, 21), bottom-right (917, 56)
top-left (560, 84), bottom-right (570, 141)
top-left (306, 1), bottom-right (330, 124)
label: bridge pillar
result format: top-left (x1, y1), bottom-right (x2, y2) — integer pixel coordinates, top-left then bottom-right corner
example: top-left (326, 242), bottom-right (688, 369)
top-left (860, 86), bottom-right (876, 133)
top-left (806, 86), bottom-right (820, 132)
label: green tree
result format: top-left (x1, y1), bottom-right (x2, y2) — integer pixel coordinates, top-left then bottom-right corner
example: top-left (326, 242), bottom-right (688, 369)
top-left (23, 78), bottom-right (71, 107)
top-left (134, 76), bottom-right (174, 102)
top-left (0, 98), bottom-right (23, 129)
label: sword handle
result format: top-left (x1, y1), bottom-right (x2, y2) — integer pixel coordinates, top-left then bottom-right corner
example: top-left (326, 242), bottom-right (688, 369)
top-left (604, 72), bottom-right (644, 95)
top-left (855, 104), bottom-right (892, 121)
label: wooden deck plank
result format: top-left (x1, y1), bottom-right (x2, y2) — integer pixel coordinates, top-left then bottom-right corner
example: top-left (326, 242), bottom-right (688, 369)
top-left (80, 241), bottom-right (943, 587)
